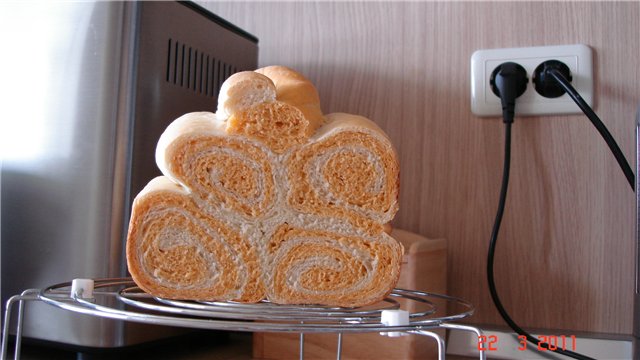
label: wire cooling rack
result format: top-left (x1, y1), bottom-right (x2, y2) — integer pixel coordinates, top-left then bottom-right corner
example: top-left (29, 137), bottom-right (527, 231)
top-left (1, 278), bottom-right (485, 360)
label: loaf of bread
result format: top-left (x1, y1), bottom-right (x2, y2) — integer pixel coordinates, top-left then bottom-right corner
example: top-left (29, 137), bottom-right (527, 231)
top-left (126, 66), bottom-right (403, 307)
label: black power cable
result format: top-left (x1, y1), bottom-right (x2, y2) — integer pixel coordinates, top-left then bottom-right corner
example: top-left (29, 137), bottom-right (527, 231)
top-left (546, 67), bottom-right (635, 190)
top-left (484, 61), bottom-right (632, 360)
top-left (487, 122), bottom-right (596, 360)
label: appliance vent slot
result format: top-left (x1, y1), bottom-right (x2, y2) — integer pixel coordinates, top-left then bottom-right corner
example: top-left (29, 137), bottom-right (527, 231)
top-left (166, 38), bottom-right (238, 98)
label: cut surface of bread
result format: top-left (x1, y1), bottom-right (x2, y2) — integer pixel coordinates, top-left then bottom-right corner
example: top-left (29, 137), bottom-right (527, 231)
top-left (126, 66), bottom-right (402, 307)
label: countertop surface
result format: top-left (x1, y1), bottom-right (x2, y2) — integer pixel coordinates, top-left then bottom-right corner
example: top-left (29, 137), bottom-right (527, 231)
top-left (8, 331), bottom-right (480, 359)
top-left (7, 331), bottom-right (252, 360)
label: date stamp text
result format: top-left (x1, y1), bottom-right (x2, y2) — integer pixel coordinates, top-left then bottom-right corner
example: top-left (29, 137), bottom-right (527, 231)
top-left (478, 334), bottom-right (577, 352)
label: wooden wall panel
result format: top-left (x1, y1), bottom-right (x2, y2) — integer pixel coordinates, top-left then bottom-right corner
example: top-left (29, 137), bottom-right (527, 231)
top-left (199, 1), bottom-right (640, 334)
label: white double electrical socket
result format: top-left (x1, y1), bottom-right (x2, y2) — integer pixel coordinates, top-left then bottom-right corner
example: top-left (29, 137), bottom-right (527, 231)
top-left (470, 44), bottom-right (593, 117)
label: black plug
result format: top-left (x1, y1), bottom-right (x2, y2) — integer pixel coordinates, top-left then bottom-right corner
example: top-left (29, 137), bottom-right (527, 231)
top-left (533, 60), bottom-right (573, 98)
top-left (490, 62), bottom-right (528, 124)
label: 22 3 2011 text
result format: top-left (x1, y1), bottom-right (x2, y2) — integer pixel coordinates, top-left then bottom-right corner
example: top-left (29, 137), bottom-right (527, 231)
top-left (478, 334), bottom-right (577, 352)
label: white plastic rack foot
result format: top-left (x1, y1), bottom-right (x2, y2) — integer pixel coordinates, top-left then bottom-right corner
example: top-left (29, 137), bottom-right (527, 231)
top-left (1, 278), bottom-right (486, 360)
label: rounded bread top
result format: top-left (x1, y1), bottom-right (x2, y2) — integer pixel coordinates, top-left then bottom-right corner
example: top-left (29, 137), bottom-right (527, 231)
top-left (217, 66), bottom-right (325, 136)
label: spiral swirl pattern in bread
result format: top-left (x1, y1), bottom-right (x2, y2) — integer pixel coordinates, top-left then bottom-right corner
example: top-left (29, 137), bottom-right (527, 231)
top-left (126, 66), bottom-right (402, 307)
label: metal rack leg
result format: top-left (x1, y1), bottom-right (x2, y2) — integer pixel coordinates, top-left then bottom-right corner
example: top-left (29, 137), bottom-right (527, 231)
top-left (411, 330), bottom-right (445, 360)
top-left (0, 297), bottom-right (16, 360)
top-left (14, 293), bottom-right (28, 360)
top-left (1, 290), bottom-right (39, 360)
top-left (299, 332), bottom-right (304, 360)
top-left (299, 331), bottom-right (343, 360)
top-left (440, 323), bottom-right (486, 360)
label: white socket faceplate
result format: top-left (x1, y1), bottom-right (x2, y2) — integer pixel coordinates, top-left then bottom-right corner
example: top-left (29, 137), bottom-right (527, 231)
top-left (470, 44), bottom-right (593, 117)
